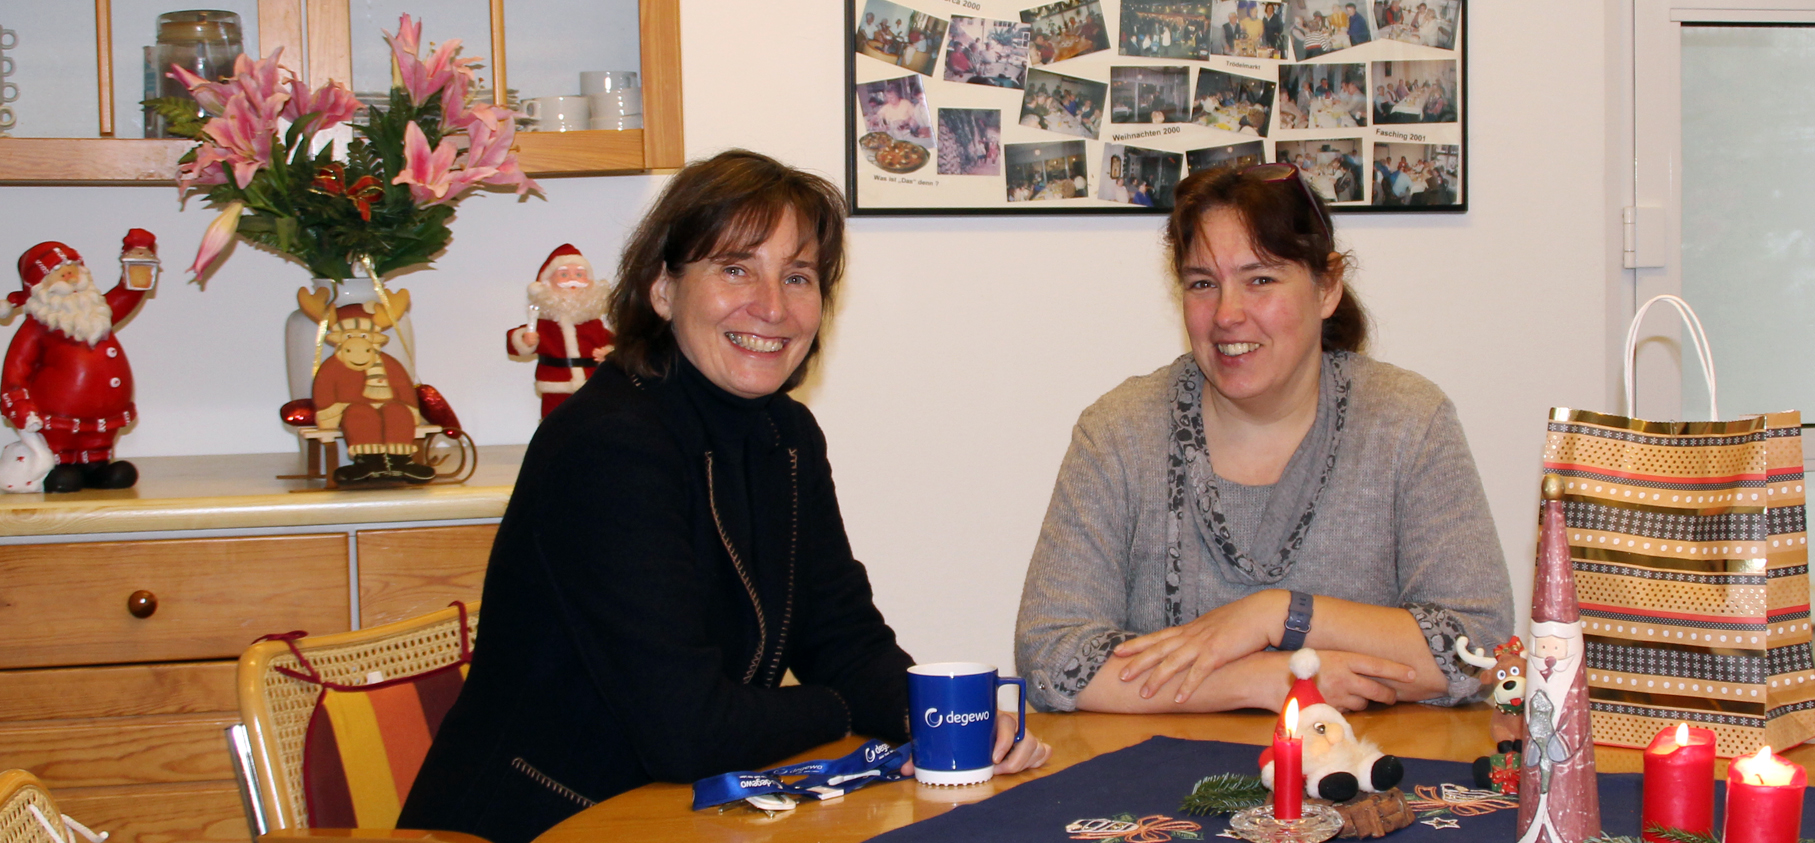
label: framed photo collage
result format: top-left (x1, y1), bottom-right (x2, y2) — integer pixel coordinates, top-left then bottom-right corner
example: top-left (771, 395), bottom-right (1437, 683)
top-left (848, 0), bottom-right (1464, 215)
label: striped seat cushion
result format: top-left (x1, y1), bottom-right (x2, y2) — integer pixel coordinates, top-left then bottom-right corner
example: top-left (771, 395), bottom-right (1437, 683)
top-left (301, 660), bottom-right (470, 828)
top-left (261, 602), bottom-right (475, 830)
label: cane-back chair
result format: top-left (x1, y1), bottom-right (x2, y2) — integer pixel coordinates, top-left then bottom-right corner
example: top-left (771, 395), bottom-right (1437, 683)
top-left (237, 603), bottom-right (480, 834)
top-left (0, 770), bottom-right (85, 843)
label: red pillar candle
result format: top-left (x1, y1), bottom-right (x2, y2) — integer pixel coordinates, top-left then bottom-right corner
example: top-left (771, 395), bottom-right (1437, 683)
top-left (1642, 723), bottom-right (1715, 841)
top-left (1273, 698), bottom-right (1303, 820)
top-left (1724, 746), bottom-right (1807, 843)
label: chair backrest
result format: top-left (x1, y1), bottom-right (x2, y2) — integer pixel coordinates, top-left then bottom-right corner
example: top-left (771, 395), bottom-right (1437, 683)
top-left (0, 770), bottom-right (68, 843)
top-left (238, 603), bottom-right (480, 832)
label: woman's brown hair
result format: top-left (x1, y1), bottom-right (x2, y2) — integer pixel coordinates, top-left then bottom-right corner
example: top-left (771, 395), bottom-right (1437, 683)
top-left (1162, 166), bottom-right (1369, 353)
top-left (608, 149), bottom-right (847, 391)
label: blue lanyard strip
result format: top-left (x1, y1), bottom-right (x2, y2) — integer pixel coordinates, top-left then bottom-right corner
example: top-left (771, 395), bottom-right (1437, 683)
top-left (691, 740), bottom-right (909, 810)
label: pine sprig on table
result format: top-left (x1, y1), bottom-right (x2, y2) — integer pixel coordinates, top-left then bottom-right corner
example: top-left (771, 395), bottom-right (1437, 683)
top-left (1642, 827), bottom-right (1719, 843)
top-left (1179, 773), bottom-right (1270, 816)
top-left (1586, 826), bottom-right (1815, 843)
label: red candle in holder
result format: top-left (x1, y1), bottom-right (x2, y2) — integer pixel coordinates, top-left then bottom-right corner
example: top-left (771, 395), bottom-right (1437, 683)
top-left (1273, 698), bottom-right (1303, 820)
top-left (1642, 723), bottom-right (1715, 841)
top-left (1724, 745), bottom-right (1807, 843)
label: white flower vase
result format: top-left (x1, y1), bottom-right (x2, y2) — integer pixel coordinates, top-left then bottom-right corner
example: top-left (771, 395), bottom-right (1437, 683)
top-left (283, 268), bottom-right (418, 402)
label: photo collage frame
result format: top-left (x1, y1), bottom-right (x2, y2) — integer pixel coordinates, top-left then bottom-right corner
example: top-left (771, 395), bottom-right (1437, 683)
top-left (848, 0), bottom-right (1464, 214)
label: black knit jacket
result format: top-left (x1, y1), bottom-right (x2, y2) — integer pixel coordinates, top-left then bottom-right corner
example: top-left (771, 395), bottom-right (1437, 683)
top-left (397, 356), bottom-right (913, 843)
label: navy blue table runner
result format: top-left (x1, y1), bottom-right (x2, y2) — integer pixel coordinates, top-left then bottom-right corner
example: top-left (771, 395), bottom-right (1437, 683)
top-left (868, 736), bottom-right (1815, 842)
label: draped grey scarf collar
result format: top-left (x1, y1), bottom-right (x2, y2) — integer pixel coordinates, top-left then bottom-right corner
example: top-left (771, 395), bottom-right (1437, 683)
top-left (1162, 350), bottom-right (1351, 625)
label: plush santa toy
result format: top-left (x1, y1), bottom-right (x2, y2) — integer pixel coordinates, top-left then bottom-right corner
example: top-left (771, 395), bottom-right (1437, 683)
top-left (507, 244), bottom-right (614, 418)
top-left (1258, 650), bottom-right (1405, 803)
top-left (1, 231), bottom-right (158, 493)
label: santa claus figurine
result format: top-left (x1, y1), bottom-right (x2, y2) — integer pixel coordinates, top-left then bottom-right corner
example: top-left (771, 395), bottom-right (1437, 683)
top-left (1259, 649), bottom-right (1405, 803)
top-left (507, 244), bottom-right (614, 418)
top-left (1, 231), bottom-right (159, 493)
top-left (1516, 475), bottom-right (1600, 843)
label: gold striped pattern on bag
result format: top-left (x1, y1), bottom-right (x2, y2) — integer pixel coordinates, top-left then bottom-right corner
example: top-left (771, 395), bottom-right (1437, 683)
top-left (1542, 408), bottom-right (1814, 758)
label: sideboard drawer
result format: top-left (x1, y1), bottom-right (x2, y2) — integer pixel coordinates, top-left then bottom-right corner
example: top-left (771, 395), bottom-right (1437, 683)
top-left (0, 661), bottom-right (236, 722)
top-left (357, 525), bottom-right (495, 627)
top-left (0, 712), bottom-right (238, 788)
top-left (0, 535), bottom-right (350, 669)
top-left (57, 781), bottom-right (249, 843)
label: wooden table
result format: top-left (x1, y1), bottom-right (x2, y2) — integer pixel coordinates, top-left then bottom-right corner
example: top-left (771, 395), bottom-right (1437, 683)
top-left (539, 704), bottom-right (1808, 843)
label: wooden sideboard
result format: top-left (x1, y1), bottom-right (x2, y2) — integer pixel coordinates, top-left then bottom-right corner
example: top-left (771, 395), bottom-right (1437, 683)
top-left (0, 447), bottom-right (525, 843)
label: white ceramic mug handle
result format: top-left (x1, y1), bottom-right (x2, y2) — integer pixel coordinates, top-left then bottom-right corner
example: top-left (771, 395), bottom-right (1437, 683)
top-left (523, 100), bottom-right (541, 120)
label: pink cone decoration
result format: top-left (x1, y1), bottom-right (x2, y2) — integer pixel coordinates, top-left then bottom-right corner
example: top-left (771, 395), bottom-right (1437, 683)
top-left (1516, 475), bottom-right (1602, 843)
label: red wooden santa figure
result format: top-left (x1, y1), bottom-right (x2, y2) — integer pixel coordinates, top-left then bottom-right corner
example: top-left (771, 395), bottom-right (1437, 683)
top-left (1, 231), bottom-right (159, 493)
top-left (507, 244), bottom-right (614, 418)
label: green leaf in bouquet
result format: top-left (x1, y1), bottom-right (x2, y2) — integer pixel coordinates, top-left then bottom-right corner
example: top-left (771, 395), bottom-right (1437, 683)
top-left (284, 114), bottom-right (316, 153)
top-left (274, 216), bottom-right (299, 255)
top-left (233, 173), bottom-right (263, 204)
top-left (143, 96), bottom-right (209, 139)
top-left (168, 18), bottom-right (539, 286)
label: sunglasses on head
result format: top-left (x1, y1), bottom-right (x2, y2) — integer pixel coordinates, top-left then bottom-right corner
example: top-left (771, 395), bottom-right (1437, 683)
top-left (1241, 162), bottom-right (1332, 242)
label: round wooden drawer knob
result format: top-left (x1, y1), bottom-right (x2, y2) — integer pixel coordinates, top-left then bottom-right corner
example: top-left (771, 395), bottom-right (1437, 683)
top-left (127, 590), bottom-right (158, 619)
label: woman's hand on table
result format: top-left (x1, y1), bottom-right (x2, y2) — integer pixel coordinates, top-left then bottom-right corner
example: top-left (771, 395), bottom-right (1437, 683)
top-left (896, 710), bottom-right (1051, 776)
top-left (1111, 590), bottom-right (1283, 702)
top-left (992, 710), bottom-right (1052, 774)
top-left (1310, 649), bottom-right (1417, 711)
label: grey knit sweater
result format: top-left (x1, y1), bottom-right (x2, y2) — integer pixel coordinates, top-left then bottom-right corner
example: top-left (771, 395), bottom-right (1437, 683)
top-left (1014, 353), bottom-right (1514, 711)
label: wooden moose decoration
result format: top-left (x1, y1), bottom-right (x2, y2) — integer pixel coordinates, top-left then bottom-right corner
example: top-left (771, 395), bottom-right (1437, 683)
top-left (296, 288), bottom-right (435, 486)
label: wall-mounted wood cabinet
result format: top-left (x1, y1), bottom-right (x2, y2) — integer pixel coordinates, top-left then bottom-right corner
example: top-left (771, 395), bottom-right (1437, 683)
top-left (0, 0), bottom-right (680, 184)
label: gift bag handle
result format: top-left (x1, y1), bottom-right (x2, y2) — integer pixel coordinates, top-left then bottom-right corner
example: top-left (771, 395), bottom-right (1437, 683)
top-left (1624, 294), bottom-right (1718, 420)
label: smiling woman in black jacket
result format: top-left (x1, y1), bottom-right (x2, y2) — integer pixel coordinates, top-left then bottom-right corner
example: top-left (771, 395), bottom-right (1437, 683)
top-left (398, 150), bottom-right (1048, 843)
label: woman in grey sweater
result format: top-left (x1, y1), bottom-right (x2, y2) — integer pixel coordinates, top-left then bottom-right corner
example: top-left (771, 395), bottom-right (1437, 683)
top-left (1015, 164), bottom-right (1512, 715)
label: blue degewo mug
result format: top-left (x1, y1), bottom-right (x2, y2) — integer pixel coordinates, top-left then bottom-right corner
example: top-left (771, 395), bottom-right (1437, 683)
top-left (907, 662), bottom-right (1026, 785)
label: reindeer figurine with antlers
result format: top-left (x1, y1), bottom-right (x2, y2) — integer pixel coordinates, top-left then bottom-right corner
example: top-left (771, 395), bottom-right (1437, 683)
top-left (298, 289), bottom-right (434, 486)
top-left (1456, 635), bottom-right (1526, 794)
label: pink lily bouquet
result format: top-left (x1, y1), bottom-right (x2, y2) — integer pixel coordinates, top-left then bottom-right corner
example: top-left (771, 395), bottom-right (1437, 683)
top-left (159, 14), bottom-right (539, 282)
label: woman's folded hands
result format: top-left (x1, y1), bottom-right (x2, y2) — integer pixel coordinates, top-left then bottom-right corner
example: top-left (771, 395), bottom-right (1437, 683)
top-left (1111, 589), bottom-right (1286, 702)
top-left (1109, 590), bottom-right (1421, 709)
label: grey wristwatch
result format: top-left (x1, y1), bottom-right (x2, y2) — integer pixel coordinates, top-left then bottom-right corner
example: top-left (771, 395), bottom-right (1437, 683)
top-left (1281, 590), bottom-right (1314, 651)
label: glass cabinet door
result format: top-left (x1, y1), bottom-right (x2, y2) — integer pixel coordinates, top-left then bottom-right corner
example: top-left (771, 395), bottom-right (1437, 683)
top-left (0, 0), bottom-right (680, 183)
top-left (504, 0), bottom-right (639, 120)
top-left (2, 3), bottom-right (104, 138)
top-left (2, 0), bottom-right (258, 139)
top-left (348, 1), bottom-right (492, 104)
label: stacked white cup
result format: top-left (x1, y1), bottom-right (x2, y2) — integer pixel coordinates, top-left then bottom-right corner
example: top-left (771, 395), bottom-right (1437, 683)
top-left (582, 70), bottom-right (642, 130)
top-left (522, 96), bottom-right (590, 132)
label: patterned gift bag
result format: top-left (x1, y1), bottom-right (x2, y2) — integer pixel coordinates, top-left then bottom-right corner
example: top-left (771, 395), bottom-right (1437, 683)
top-left (1540, 296), bottom-right (1814, 757)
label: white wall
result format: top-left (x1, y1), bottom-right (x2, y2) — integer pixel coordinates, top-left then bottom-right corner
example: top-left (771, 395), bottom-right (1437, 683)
top-left (0, 1), bottom-right (1618, 676)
